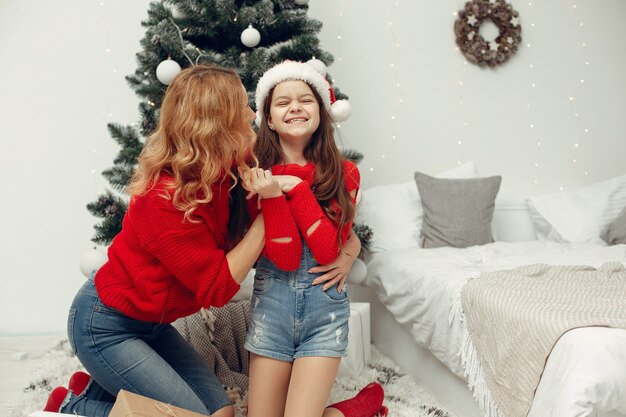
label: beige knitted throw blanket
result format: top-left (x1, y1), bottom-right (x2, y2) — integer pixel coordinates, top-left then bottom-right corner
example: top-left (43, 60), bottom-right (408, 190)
top-left (173, 299), bottom-right (251, 394)
top-left (460, 262), bottom-right (626, 417)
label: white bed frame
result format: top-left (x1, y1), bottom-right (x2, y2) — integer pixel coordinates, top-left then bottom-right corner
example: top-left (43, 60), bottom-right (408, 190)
top-left (350, 198), bottom-right (536, 417)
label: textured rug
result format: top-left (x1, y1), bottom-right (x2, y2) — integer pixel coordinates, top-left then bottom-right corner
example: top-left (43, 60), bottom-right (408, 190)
top-left (9, 339), bottom-right (455, 417)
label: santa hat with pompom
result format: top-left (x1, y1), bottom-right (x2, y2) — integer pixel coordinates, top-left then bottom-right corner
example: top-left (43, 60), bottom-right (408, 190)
top-left (254, 60), bottom-right (351, 127)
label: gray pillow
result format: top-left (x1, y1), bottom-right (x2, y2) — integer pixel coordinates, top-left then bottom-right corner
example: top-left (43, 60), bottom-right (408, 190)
top-left (414, 172), bottom-right (502, 248)
top-left (601, 206), bottom-right (626, 245)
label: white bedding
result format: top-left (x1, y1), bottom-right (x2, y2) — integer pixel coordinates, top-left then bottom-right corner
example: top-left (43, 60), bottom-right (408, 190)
top-left (364, 241), bottom-right (626, 417)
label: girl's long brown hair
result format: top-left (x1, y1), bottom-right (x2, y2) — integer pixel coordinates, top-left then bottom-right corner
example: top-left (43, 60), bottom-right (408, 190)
top-left (127, 65), bottom-right (255, 243)
top-left (255, 83), bottom-right (355, 246)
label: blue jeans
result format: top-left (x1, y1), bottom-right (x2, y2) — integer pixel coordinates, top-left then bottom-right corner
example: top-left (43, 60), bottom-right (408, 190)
top-left (244, 244), bottom-right (350, 362)
top-left (60, 276), bottom-right (230, 417)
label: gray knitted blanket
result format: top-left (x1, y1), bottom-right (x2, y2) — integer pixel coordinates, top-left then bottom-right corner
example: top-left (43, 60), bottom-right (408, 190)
top-left (460, 262), bottom-right (626, 417)
top-left (173, 299), bottom-right (251, 393)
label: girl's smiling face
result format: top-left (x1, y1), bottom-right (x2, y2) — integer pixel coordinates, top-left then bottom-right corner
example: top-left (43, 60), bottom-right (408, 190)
top-left (268, 80), bottom-right (321, 144)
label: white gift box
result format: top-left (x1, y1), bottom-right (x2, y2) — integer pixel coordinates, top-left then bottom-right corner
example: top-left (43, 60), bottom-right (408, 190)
top-left (338, 302), bottom-right (371, 377)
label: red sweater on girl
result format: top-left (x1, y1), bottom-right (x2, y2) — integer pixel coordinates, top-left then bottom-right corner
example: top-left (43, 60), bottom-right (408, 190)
top-left (95, 174), bottom-right (240, 323)
top-left (250, 160), bottom-right (360, 271)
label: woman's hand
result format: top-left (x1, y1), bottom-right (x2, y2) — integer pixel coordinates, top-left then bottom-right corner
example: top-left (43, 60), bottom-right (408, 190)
top-left (227, 213), bottom-right (264, 284)
top-left (249, 211), bottom-right (265, 232)
top-left (309, 230), bottom-right (361, 293)
top-left (273, 175), bottom-right (302, 193)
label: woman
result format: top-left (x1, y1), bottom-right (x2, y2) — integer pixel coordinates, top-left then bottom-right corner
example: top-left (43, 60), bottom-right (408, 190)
top-left (44, 65), bottom-right (263, 417)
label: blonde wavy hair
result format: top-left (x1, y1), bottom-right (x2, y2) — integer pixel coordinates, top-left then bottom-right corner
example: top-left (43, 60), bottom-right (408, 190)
top-left (127, 65), bottom-right (255, 223)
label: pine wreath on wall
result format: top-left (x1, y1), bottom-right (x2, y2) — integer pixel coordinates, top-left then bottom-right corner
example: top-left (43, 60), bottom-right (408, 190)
top-left (454, 0), bottom-right (522, 68)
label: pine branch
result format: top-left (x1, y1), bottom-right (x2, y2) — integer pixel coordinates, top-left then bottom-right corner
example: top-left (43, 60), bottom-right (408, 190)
top-left (143, 1), bottom-right (171, 26)
top-left (101, 166), bottom-right (135, 191)
top-left (240, 48), bottom-right (271, 92)
top-left (89, 0), bottom-right (356, 244)
top-left (341, 149), bottom-right (364, 165)
top-left (86, 191), bottom-right (128, 245)
top-left (352, 223), bottom-right (373, 252)
top-left (106, 123), bottom-right (143, 165)
top-left (86, 190), bottom-right (128, 218)
top-left (332, 85), bottom-right (348, 101)
top-left (138, 102), bottom-right (159, 137)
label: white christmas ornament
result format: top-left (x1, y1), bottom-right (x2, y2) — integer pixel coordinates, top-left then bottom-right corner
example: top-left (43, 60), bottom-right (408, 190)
top-left (241, 24), bottom-right (261, 48)
top-left (294, 0), bottom-right (309, 5)
top-left (79, 248), bottom-right (108, 278)
top-left (156, 59), bottom-right (182, 85)
top-left (306, 57), bottom-right (327, 76)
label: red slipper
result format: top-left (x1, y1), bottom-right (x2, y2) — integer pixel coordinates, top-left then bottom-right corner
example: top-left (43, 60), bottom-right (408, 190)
top-left (43, 386), bottom-right (69, 412)
top-left (69, 371), bottom-right (91, 395)
top-left (327, 382), bottom-right (385, 417)
top-left (376, 406), bottom-right (389, 417)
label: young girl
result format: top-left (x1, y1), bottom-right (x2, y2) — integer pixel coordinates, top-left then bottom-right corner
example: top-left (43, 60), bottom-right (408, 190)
top-left (242, 61), bottom-right (388, 417)
top-left (43, 65), bottom-right (265, 417)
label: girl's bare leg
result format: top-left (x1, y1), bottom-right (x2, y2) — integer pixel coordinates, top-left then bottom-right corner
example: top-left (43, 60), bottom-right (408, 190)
top-left (247, 353), bottom-right (292, 417)
top-left (211, 405), bottom-right (234, 417)
top-left (283, 356), bottom-right (341, 417)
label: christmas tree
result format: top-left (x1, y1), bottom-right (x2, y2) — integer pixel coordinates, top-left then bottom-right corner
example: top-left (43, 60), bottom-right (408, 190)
top-left (88, 0), bottom-right (371, 250)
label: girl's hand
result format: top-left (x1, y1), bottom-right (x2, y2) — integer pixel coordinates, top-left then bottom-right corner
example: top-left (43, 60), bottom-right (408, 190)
top-left (273, 175), bottom-right (302, 193)
top-left (248, 168), bottom-right (282, 199)
top-left (309, 230), bottom-right (361, 293)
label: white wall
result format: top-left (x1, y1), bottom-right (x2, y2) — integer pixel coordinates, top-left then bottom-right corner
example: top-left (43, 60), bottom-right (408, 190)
top-left (1, 0), bottom-right (624, 335)
top-left (308, 0), bottom-right (626, 194)
top-left (0, 0), bottom-right (152, 335)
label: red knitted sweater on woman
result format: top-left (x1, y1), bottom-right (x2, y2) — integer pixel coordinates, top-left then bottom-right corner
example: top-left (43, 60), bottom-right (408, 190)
top-left (95, 174), bottom-right (240, 323)
top-left (250, 160), bottom-right (360, 271)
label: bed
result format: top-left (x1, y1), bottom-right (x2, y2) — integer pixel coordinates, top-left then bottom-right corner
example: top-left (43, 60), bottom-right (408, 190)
top-left (350, 163), bottom-right (626, 417)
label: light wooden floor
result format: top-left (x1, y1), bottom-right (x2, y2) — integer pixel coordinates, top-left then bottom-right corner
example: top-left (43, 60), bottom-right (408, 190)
top-left (0, 334), bottom-right (65, 417)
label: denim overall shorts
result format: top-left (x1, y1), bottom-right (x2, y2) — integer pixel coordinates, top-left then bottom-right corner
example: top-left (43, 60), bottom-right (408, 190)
top-left (244, 244), bottom-right (350, 362)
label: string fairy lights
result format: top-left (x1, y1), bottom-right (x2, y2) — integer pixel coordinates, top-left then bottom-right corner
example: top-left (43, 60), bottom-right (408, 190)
top-left (95, 0), bottom-right (117, 190)
top-left (331, 0), bottom-right (345, 132)
top-left (452, 6), bottom-right (483, 169)
top-left (330, 1), bottom-right (407, 177)
top-left (521, 1), bottom-right (542, 190)
top-left (78, 0), bottom-right (127, 271)
top-left (453, 0), bottom-right (592, 192)
top-left (453, 7), bottom-right (469, 168)
top-left (524, 0), bottom-right (586, 192)
top-left (93, 1), bottom-right (602, 195)
top-left (93, 1), bottom-right (147, 193)
top-left (568, 0), bottom-right (591, 185)
top-left (369, 0), bottom-right (405, 175)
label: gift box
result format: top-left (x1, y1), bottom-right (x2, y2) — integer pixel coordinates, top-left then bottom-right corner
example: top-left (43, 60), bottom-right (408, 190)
top-left (338, 302), bottom-right (371, 377)
top-left (110, 390), bottom-right (206, 417)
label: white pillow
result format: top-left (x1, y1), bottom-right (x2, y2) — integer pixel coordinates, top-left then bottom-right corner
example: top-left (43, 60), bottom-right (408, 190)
top-left (526, 174), bottom-right (626, 244)
top-left (356, 161), bottom-right (479, 253)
